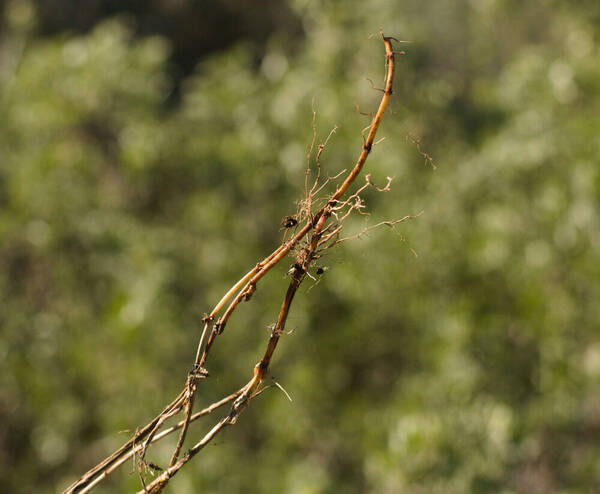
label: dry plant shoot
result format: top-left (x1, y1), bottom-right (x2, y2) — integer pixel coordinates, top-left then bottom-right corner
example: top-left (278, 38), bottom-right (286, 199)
top-left (64, 33), bottom-right (420, 494)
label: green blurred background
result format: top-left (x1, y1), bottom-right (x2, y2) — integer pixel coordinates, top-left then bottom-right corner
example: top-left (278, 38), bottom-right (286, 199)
top-left (1, 0), bottom-right (599, 492)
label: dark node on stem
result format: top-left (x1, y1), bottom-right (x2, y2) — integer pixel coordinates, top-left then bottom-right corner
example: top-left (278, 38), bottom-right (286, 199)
top-left (295, 247), bottom-right (311, 270)
top-left (386, 88), bottom-right (393, 95)
top-left (201, 314), bottom-right (213, 324)
top-left (256, 360), bottom-right (269, 375)
top-left (363, 142), bottom-right (372, 152)
top-left (281, 215), bottom-right (298, 228)
top-left (215, 320), bottom-right (225, 335)
top-left (190, 364), bottom-right (209, 379)
top-left (316, 267), bottom-right (325, 275)
top-left (244, 282), bottom-right (256, 301)
top-left (287, 263), bottom-right (305, 277)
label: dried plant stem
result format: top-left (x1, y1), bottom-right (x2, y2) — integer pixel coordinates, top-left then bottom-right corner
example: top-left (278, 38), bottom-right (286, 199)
top-left (139, 251), bottom-right (307, 494)
top-left (70, 391), bottom-right (238, 494)
top-left (64, 33), bottom-right (399, 494)
top-left (332, 37), bottom-right (394, 201)
top-left (138, 34), bottom-right (397, 494)
top-left (63, 390), bottom-right (187, 494)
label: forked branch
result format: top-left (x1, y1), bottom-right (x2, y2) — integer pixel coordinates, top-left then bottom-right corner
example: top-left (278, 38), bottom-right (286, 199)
top-left (64, 33), bottom-right (408, 494)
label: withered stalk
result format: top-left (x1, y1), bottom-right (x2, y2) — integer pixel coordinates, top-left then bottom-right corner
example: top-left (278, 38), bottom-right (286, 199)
top-left (64, 34), bottom-right (399, 494)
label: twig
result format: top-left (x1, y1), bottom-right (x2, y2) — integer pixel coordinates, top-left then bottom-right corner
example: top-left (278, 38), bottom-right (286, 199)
top-left (273, 381), bottom-right (293, 402)
top-left (71, 392), bottom-right (240, 494)
top-left (333, 211), bottom-right (424, 245)
top-left (63, 389), bottom-right (187, 494)
top-left (406, 132), bottom-right (436, 169)
top-left (65, 32), bottom-right (401, 494)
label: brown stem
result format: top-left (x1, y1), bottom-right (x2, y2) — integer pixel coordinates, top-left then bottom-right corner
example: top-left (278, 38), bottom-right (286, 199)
top-left (168, 388), bottom-right (195, 467)
top-left (73, 392), bottom-right (239, 494)
top-left (332, 35), bottom-right (395, 202)
top-left (62, 390), bottom-right (187, 494)
top-left (66, 33), bottom-right (397, 494)
top-left (140, 274), bottom-right (304, 494)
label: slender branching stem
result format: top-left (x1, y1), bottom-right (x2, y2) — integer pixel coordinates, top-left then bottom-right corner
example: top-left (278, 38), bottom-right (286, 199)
top-left (64, 33), bottom-right (399, 494)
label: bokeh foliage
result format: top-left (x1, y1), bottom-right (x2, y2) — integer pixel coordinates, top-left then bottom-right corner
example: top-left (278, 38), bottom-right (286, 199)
top-left (1, 1), bottom-right (599, 493)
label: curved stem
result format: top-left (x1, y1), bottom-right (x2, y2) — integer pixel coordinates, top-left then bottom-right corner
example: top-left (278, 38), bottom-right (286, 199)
top-left (140, 34), bottom-right (397, 494)
top-left (66, 33), bottom-right (397, 494)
